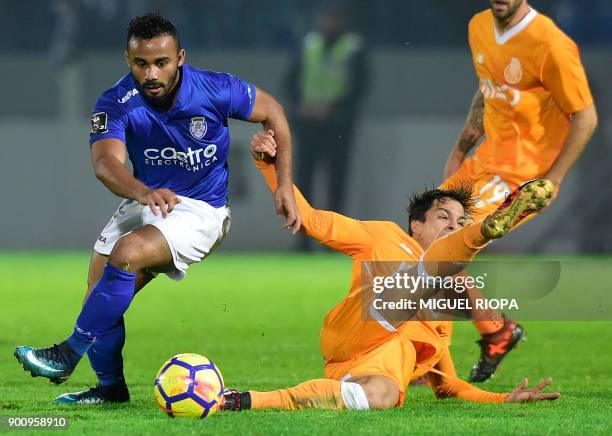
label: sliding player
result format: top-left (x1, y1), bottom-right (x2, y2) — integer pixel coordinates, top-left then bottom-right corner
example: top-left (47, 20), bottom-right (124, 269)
top-left (221, 130), bottom-right (559, 411)
top-left (441, 0), bottom-right (597, 381)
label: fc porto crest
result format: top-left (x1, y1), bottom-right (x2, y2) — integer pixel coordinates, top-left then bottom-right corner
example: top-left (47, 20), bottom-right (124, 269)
top-left (189, 116), bottom-right (207, 140)
top-left (504, 57), bottom-right (522, 85)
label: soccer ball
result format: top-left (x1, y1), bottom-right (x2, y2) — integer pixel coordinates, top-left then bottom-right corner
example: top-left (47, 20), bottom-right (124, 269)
top-left (154, 353), bottom-right (224, 418)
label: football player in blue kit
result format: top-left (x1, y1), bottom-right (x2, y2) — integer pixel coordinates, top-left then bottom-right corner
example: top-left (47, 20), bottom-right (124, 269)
top-left (14, 12), bottom-right (300, 405)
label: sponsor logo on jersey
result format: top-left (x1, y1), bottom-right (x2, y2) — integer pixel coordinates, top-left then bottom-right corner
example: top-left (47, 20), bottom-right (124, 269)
top-left (117, 88), bottom-right (139, 104)
top-left (480, 78), bottom-right (521, 107)
top-left (504, 57), bottom-right (522, 85)
top-left (90, 112), bottom-right (108, 136)
top-left (143, 144), bottom-right (218, 172)
top-left (189, 116), bottom-right (208, 140)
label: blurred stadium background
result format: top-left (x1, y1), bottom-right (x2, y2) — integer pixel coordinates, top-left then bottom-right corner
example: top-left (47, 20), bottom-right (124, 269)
top-left (0, 0), bottom-right (610, 253)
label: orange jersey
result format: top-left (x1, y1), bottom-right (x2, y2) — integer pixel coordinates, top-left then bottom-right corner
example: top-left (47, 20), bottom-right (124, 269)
top-left (468, 8), bottom-right (593, 185)
top-left (317, 223), bottom-right (432, 364)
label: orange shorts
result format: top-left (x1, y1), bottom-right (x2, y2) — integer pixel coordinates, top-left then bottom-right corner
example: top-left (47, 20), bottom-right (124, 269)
top-left (323, 321), bottom-right (452, 407)
top-left (439, 157), bottom-right (518, 221)
top-left (323, 330), bottom-right (417, 407)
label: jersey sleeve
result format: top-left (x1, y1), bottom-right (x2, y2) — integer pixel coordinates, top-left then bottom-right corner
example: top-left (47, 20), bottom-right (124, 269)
top-left (467, 15), bottom-right (480, 68)
top-left (427, 346), bottom-right (509, 403)
top-left (467, 16), bottom-right (476, 53)
top-left (88, 93), bottom-right (128, 145)
top-left (227, 74), bottom-right (256, 120)
top-left (254, 159), bottom-right (373, 256)
top-left (540, 33), bottom-right (593, 114)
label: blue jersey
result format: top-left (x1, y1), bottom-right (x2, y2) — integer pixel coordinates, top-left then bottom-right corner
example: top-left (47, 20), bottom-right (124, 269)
top-left (89, 65), bottom-right (256, 207)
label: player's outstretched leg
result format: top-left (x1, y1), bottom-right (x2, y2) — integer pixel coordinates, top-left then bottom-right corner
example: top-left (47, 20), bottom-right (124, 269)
top-left (422, 179), bottom-right (554, 277)
top-left (222, 378), bottom-right (389, 411)
top-left (222, 386), bottom-right (354, 411)
top-left (223, 376), bottom-right (399, 411)
top-left (222, 380), bottom-right (347, 411)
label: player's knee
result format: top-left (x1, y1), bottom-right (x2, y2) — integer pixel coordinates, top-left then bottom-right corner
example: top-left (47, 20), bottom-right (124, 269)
top-left (86, 276), bottom-right (97, 294)
top-left (108, 238), bottom-right (143, 272)
top-left (364, 388), bottom-right (398, 410)
top-left (360, 380), bottom-right (399, 410)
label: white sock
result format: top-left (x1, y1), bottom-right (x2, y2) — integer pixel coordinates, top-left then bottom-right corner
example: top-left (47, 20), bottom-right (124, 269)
top-left (341, 381), bottom-right (369, 410)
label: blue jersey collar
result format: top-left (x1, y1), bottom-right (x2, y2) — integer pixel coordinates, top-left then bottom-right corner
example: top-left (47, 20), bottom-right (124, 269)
top-left (172, 65), bottom-right (192, 113)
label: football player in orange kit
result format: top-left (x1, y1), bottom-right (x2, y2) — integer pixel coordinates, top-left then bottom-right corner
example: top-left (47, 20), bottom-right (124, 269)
top-left (221, 130), bottom-right (560, 411)
top-left (440, 0), bottom-right (598, 382)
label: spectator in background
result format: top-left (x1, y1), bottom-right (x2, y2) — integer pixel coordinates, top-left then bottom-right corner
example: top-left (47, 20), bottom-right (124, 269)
top-left (285, 3), bottom-right (369, 250)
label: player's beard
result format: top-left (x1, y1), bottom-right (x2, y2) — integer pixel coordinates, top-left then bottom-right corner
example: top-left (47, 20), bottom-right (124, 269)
top-left (489, 0), bottom-right (524, 20)
top-left (140, 68), bottom-right (180, 107)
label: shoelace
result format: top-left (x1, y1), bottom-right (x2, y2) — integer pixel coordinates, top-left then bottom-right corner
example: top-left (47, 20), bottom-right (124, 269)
top-left (86, 385), bottom-right (103, 396)
top-left (221, 390), bottom-right (241, 411)
top-left (36, 344), bottom-right (63, 365)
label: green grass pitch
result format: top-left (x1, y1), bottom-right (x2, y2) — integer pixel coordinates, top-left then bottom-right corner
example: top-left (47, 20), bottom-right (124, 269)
top-left (1, 252), bottom-right (611, 435)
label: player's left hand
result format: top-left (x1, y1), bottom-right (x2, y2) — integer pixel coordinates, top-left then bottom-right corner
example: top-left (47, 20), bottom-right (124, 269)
top-left (505, 378), bottom-right (560, 403)
top-left (275, 185), bottom-right (301, 235)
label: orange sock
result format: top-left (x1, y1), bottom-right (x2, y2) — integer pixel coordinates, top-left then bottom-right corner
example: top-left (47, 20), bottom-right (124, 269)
top-left (422, 222), bottom-right (489, 276)
top-left (250, 379), bottom-right (345, 410)
top-left (467, 285), bottom-right (504, 334)
top-left (473, 318), bottom-right (504, 335)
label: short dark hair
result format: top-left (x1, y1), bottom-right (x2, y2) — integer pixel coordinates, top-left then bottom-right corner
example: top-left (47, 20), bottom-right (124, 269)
top-left (407, 184), bottom-right (476, 235)
top-left (126, 12), bottom-right (180, 50)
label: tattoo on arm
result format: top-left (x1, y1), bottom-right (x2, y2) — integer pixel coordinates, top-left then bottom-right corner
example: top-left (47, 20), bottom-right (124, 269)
top-left (457, 136), bottom-right (477, 154)
top-left (468, 90), bottom-right (484, 134)
top-left (457, 89), bottom-right (485, 153)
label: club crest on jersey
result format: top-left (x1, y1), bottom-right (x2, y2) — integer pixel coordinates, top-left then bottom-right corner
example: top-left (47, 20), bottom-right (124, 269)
top-left (504, 57), bottom-right (522, 85)
top-left (189, 116), bottom-right (208, 140)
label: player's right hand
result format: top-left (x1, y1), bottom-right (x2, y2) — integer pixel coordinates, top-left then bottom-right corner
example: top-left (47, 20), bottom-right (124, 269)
top-left (505, 378), bottom-right (560, 403)
top-left (136, 188), bottom-right (181, 218)
top-left (250, 130), bottom-right (277, 160)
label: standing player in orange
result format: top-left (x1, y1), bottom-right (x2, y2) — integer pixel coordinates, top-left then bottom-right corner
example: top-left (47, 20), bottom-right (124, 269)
top-left (221, 131), bottom-right (559, 411)
top-left (441, 0), bottom-right (598, 382)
